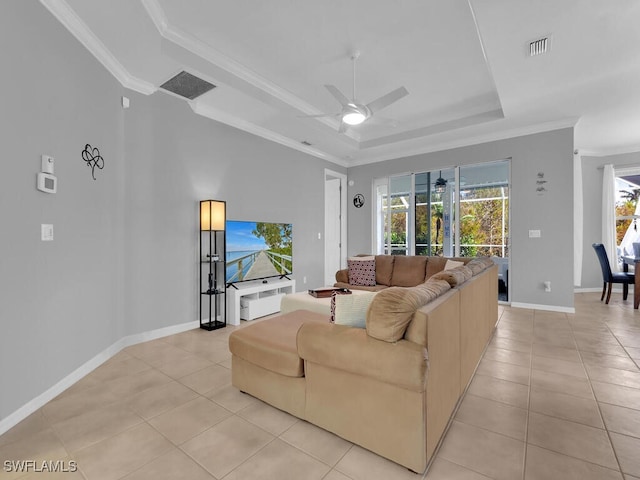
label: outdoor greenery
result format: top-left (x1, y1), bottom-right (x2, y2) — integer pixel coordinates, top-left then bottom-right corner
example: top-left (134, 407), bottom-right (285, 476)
top-left (384, 186), bottom-right (508, 257)
top-left (616, 188), bottom-right (640, 244)
top-left (252, 222), bottom-right (293, 273)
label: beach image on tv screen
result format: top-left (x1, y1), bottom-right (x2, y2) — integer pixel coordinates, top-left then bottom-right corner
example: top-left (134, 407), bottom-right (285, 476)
top-left (226, 221), bottom-right (292, 283)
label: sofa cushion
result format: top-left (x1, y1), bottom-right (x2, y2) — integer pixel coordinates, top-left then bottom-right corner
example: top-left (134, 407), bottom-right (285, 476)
top-left (390, 255), bottom-right (428, 287)
top-left (466, 258), bottom-right (488, 275)
top-left (431, 265), bottom-right (472, 287)
top-left (366, 281), bottom-right (444, 342)
top-left (298, 322), bottom-right (428, 392)
top-left (466, 257), bottom-right (495, 275)
top-left (229, 310), bottom-right (326, 377)
top-left (404, 279), bottom-right (452, 345)
top-left (425, 257), bottom-right (448, 279)
top-left (348, 256), bottom-right (377, 286)
top-left (331, 290), bottom-right (377, 327)
top-left (375, 255), bottom-right (395, 286)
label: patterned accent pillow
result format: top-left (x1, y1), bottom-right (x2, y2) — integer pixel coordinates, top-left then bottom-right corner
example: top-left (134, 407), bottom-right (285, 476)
top-left (348, 256), bottom-right (376, 286)
top-left (330, 291), bottom-right (337, 322)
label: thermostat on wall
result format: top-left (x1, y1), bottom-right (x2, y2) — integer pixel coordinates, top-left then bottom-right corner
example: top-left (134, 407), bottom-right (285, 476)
top-left (37, 172), bottom-right (57, 193)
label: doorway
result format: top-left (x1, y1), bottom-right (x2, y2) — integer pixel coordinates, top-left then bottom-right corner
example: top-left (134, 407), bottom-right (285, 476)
top-left (324, 169), bottom-right (347, 286)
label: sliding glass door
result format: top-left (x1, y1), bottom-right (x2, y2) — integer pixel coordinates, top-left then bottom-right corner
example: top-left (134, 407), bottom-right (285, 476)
top-left (374, 160), bottom-right (510, 300)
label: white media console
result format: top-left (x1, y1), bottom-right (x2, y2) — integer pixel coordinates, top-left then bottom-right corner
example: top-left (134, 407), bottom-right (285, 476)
top-left (227, 278), bottom-right (296, 325)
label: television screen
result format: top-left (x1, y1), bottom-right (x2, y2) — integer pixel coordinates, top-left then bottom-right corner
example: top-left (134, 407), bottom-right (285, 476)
top-left (225, 220), bottom-right (293, 284)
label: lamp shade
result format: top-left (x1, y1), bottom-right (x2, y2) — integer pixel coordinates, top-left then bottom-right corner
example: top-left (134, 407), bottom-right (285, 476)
top-left (200, 200), bottom-right (226, 231)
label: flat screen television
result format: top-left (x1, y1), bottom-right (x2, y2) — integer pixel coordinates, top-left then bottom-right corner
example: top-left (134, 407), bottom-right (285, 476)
top-left (225, 220), bottom-right (292, 284)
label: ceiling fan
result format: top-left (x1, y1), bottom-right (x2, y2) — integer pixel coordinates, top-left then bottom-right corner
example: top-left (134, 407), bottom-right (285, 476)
top-left (304, 53), bottom-right (409, 133)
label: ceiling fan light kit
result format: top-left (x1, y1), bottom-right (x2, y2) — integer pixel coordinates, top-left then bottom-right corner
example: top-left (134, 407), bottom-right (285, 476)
top-left (342, 104), bottom-right (369, 125)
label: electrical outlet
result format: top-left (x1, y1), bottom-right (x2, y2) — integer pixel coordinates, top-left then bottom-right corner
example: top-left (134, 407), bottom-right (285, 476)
top-left (303, 276), bottom-right (307, 284)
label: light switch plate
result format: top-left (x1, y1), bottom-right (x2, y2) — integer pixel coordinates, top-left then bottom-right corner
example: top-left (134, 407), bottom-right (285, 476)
top-left (529, 229), bottom-right (541, 238)
top-left (41, 224), bottom-right (53, 241)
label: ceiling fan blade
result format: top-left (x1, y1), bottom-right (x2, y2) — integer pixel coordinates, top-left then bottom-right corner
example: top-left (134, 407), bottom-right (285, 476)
top-left (325, 85), bottom-right (351, 107)
top-left (367, 115), bottom-right (399, 128)
top-left (366, 86), bottom-right (409, 114)
top-left (298, 112), bottom-right (341, 118)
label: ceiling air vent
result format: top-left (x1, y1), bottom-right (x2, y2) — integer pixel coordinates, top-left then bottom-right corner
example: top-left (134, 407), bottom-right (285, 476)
top-left (160, 71), bottom-right (216, 100)
top-left (529, 37), bottom-right (550, 57)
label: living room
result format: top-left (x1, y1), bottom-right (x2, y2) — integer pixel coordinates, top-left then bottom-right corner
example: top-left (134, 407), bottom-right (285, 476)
top-left (2, 1), bottom-right (640, 479)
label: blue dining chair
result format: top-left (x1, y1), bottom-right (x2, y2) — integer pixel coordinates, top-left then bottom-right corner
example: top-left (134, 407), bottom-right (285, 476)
top-left (592, 243), bottom-right (635, 304)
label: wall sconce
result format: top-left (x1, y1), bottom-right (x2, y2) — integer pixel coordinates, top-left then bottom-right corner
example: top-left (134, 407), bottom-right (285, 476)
top-left (200, 199), bottom-right (226, 231)
top-left (434, 171), bottom-right (447, 194)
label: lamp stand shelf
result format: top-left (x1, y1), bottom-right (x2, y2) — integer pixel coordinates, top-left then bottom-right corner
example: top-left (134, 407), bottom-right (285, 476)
top-left (200, 200), bottom-right (226, 331)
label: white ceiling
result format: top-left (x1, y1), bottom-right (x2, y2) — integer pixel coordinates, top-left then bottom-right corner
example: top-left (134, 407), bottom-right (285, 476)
top-left (43, 0), bottom-right (640, 166)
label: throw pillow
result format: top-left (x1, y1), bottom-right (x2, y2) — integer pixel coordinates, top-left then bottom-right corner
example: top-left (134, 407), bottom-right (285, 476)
top-left (431, 265), bottom-right (471, 287)
top-left (330, 289), bottom-right (353, 322)
top-left (348, 256), bottom-right (376, 286)
top-left (389, 255), bottom-right (428, 286)
top-left (466, 258), bottom-right (488, 275)
top-left (331, 291), bottom-right (377, 328)
top-left (445, 259), bottom-right (464, 270)
top-left (366, 286), bottom-right (432, 342)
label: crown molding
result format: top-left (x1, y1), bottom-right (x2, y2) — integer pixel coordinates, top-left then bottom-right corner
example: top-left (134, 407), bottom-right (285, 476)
top-left (40, 0), bottom-right (156, 95)
top-left (140, 0), bottom-right (359, 143)
top-left (347, 116), bottom-right (579, 167)
top-left (190, 101), bottom-right (347, 167)
top-left (576, 144), bottom-right (640, 158)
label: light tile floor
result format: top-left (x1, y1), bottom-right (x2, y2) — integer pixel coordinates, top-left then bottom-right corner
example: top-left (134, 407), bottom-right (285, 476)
top-left (1, 293), bottom-right (640, 479)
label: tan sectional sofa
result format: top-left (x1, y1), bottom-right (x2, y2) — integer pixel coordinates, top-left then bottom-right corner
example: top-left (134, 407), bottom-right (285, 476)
top-left (229, 256), bottom-right (498, 473)
top-left (334, 254), bottom-right (470, 291)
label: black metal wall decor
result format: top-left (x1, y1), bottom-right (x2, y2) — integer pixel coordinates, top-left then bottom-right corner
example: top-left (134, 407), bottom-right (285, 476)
top-left (82, 144), bottom-right (104, 180)
top-left (353, 193), bottom-right (365, 208)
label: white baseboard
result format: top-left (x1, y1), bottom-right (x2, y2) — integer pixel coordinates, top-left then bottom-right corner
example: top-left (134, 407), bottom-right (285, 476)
top-left (510, 302), bottom-right (576, 314)
top-left (0, 320), bottom-right (199, 436)
top-left (574, 287), bottom-right (623, 293)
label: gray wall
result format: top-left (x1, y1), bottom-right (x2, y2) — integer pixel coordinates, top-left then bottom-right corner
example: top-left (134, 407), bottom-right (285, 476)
top-left (580, 151), bottom-right (640, 289)
top-left (0, 1), bottom-right (342, 425)
top-left (347, 128), bottom-right (575, 309)
top-left (0, 0), bottom-right (126, 422)
top-left (122, 92), bottom-right (340, 333)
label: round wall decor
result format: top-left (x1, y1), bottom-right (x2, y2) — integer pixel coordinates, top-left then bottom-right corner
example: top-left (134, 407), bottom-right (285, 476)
top-left (353, 194), bottom-right (365, 208)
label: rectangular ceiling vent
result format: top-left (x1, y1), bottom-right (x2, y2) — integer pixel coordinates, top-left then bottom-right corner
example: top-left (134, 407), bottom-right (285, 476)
top-left (160, 71), bottom-right (216, 100)
top-left (529, 37), bottom-right (550, 57)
